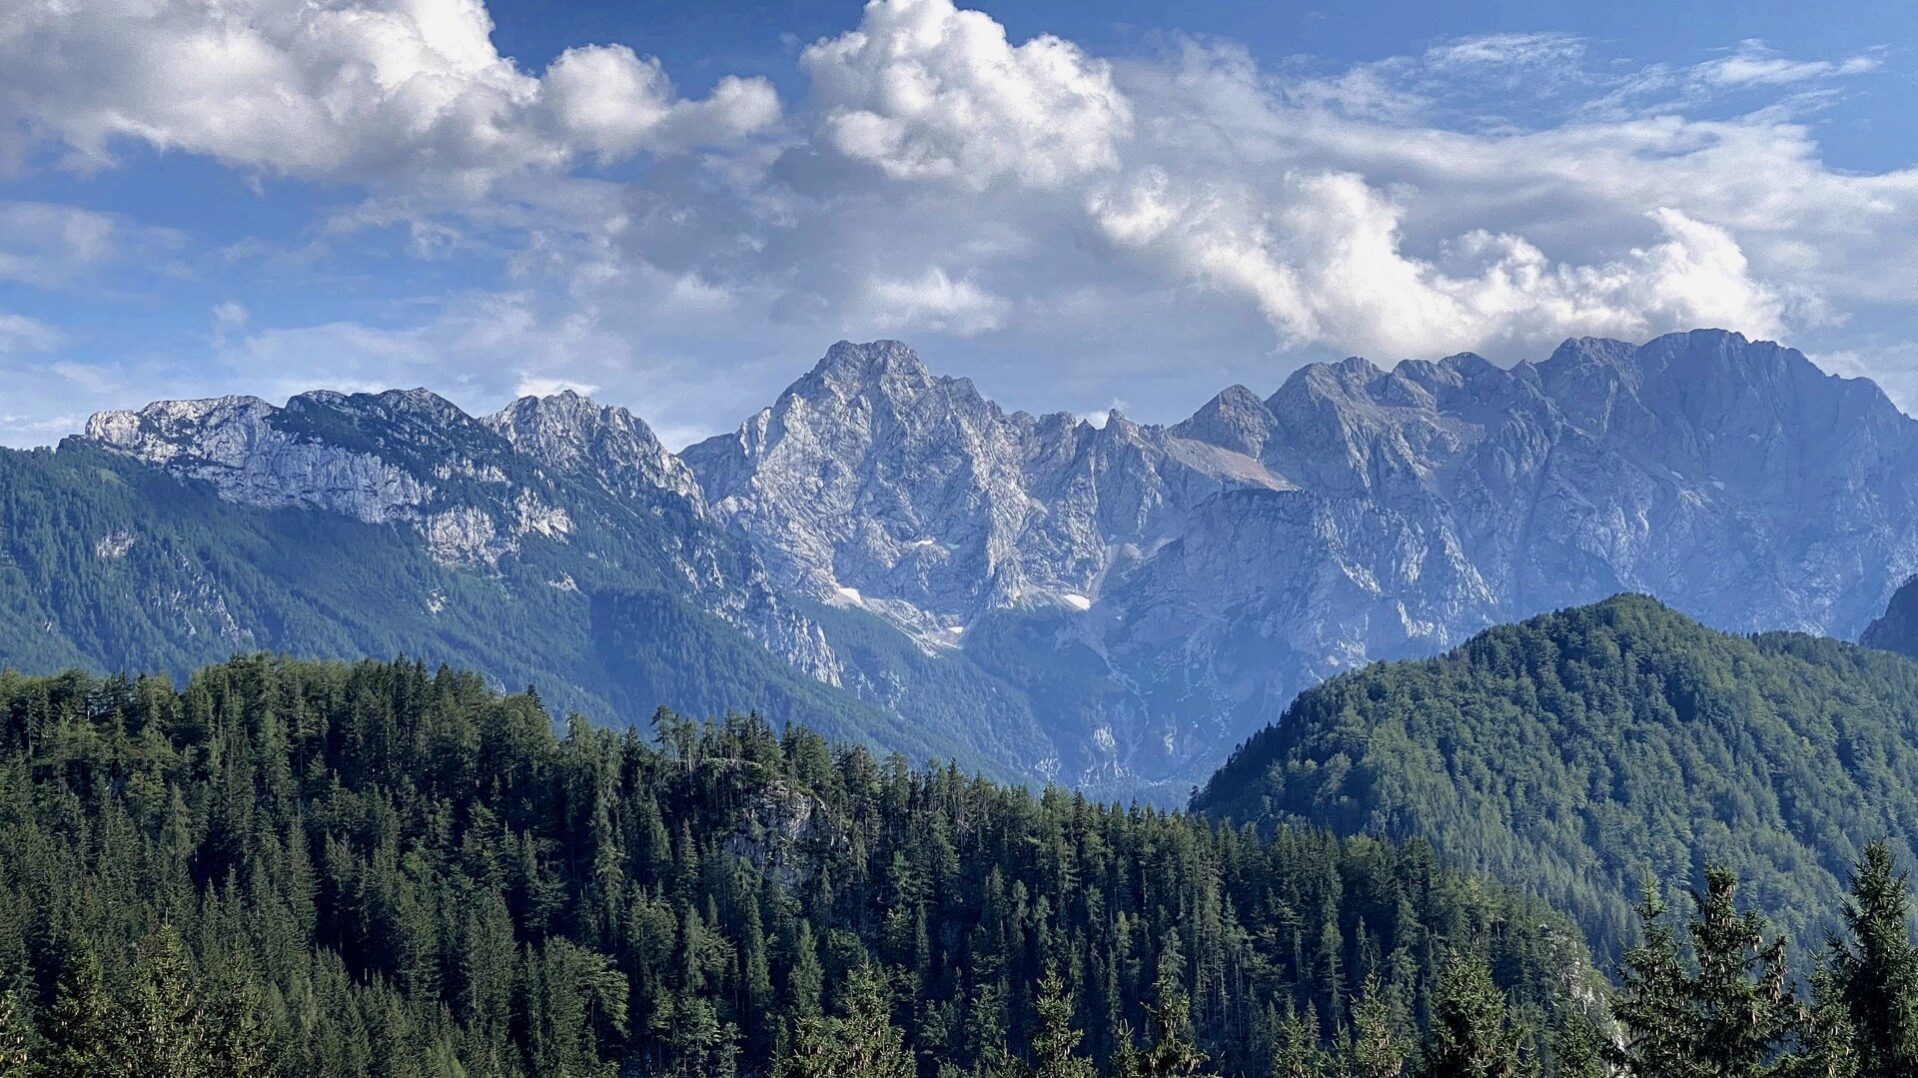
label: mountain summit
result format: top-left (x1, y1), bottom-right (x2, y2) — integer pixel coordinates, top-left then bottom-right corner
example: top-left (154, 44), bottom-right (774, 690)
top-left (14, 328), bottom-right (1917, 798)
top-left (679, 330), bottom-right (1918, 789)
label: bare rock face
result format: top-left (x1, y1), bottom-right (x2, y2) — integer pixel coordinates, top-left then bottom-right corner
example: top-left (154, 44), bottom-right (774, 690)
top-left (485, 390), bottom-right (705, 508)
top-left (78, 329), bottom-right (1918, 796)
top-left (682, 340), bottom-right (1285, 641)
top-left (685, 331), bottom-right (1918, 790)
top-left (80, 383), bottom-right (846, 689)
top-left (85, 394), bottom-right (438, 525)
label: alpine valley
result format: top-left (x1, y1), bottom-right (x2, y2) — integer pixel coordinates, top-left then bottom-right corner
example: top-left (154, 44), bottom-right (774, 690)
top-left (5, 327), bottom-right (1917, 802)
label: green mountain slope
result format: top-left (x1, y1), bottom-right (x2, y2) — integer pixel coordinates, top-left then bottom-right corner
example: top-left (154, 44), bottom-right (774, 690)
top-left (0, 441), bottom-right (976, 767)
top-left (0, 654), bottom-right (1599, 1075)
top-left (1193, 594), bottom-right (1918, 960)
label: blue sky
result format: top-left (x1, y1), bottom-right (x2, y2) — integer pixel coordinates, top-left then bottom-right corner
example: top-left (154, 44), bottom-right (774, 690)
top-left (2, 0), bottom-right (1916, 446)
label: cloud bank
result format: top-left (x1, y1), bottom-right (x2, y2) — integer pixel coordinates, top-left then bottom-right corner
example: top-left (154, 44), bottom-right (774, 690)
top-left (2, 0), bottom-right (1917, 443)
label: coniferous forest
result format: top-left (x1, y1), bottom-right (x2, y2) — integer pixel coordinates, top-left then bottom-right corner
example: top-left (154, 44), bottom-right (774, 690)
top-left (0, 654), bottom-right (1914, 1075)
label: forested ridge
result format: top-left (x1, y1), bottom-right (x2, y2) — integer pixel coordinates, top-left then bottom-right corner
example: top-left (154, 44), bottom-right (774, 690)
top-left (0, 654), bottom-right (1602, 1075)
top-left (1194, 594), bottom-right (1918, 964)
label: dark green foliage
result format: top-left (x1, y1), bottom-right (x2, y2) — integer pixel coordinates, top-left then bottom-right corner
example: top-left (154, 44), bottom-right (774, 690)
top-left (35, 942), bottom-right (115, 1078)
top-left (1347, 979), bottom-right (1409, 1078)
top-left (0, 654), bottom-right (1596, 1074)
top-left (0, 441), bottom-right (1026, 784)
top-left (1029, 966), bottom-right (1095, 1078)
top-left (1194, 595), bottom-right (1918, 961)
top-left (0, 438), bottom-right (1212, 798)
top-left (1415, 951), bottom-right (1527, 1078)
top-left (1600, 853), bottom-right (1918, 1078)
top-left (775, 964), bottom-right (914, 1078)
top-left (1827, 842), bottom-right (1918, 1078)
top-left (1115, 941), bottom-right (1216, 1078)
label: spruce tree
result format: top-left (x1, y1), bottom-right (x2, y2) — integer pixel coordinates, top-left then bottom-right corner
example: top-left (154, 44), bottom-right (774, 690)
top-left (1414, 950), bottom-right (1528, 1078)
top-left (0, 988), bottom-right (27, 1078)
top-left (123, 924), bottom-right (210, 1078)
top-left (1118, 940), bottom-right (1215, 1078)
top-left (1347, 977), bottom-right (1407, 1078)
top-left (775, 964), bottom-right (914, 1078)
top-left (1544, 1007), bottom-right (1609, 1078)
top-left (1030, 966), bottom-right (1094, 1078)
top-left (1797, 966), bottom-right (1861, 1078)
top-left (200, 952), bottom-right (270, 1078)
top-left (36, 940), bottom-right (119, 1078)
top-left (1610, 882), bottom-right (1701, 1078)
top-left (1687, 866), bottom-right (1798, 1076)
top-left (1267, 1002), bottom-right (1331, 1078)
top-left (1828, 842), bottom-right (1918, 1078)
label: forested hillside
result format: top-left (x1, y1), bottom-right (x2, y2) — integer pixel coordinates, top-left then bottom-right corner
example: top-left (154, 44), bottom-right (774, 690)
top-left (0, 438), bottom-right (1010, 775)
top-left (0, 655), bottom-right (1607, 1075)
top-left (1193, 594), bottom-right (1918, 963)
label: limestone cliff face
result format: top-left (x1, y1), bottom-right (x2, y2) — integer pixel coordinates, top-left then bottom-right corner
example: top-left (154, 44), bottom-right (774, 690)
top-left (79, 329), bottom-right (1918, 795)
top-left (82, 385), bottom-right (844, 686)
top-left (684, 330), bottom-right (1918, 789)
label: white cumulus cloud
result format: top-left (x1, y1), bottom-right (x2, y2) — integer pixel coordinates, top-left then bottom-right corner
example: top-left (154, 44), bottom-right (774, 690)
top-left (0, 0), bottom-right (781, 194)
top-left (800, 0), bottom-right (1131, 187)
top-left (855, 267), bottom-right (1010, 336)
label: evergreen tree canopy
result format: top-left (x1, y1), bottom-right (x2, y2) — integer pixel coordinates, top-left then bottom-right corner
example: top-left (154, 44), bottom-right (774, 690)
top-left (0, 654), bottom-right (1596, 1075)
top-left (1195, 595), bottom-right (1918, 962)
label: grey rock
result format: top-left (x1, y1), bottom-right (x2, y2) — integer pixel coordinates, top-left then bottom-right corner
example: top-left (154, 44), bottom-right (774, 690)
top-left (687, 330), bottom-right (1918, 790)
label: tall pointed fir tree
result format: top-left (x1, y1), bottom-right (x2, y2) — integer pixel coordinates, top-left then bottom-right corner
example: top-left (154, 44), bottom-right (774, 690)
top-left (36, 940), bottom-right (118, 1078)
top-left (1610, 882), bottom-right (1700, 1078)
top-left (1828, 842), bottom-right (1918, 1078)
top-left (775, 964), bottom-right (914, 1078)
top-left (1030, 966), bottom-right (1094, 1078)
top-left (1414, 950), bottom-right (1528, 1078)
top-left (1347, 977), bottom-right (1409, 1078)
top-left (1686, 866), bottom-right (1798, 1076)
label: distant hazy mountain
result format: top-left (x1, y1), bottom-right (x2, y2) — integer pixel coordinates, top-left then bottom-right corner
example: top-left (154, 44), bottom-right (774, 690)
top-left (5, 388), bottom-right (1022, 773)
top-left (1862, 575), bottom-right (1918, 661)
top-left (2, 328), bottom-right (1913, 799)
top-left (1191, 594), bottom-right (1918, 961)
top-left (684, 329), bottom-right (1918, 792)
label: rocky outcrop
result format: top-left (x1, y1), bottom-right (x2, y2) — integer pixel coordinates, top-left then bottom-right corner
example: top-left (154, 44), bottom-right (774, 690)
top-left (85, 394), bottom-right (436, 525)
top-left (76, 329), bottom-right (1918, 795)
top-left (686, 330), bottom-right (1918, 788)
top-left (79, 382), bottom-right (849, 693)
top-left (682, 340), bottom-right (1288, 640)
top-left (1862, 576), bottom-right (1918, 661)
top-left (485, 390), bottom-right (705, 508)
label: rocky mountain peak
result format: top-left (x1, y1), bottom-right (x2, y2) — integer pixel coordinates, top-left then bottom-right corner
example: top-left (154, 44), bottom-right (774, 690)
top-left (801, 339), bottom-right (936, 400)
top-left (485, 390), bottom-right (703, 506)
top-left (1170, 385), bottom-right (1276, 458)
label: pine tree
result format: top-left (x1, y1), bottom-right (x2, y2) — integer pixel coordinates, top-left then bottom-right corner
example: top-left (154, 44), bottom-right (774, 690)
top-left (200, 951), bottom-right (270, 1078)
top-left (1544, 1007), bottom-right (1609, 1078)
top-left (1828, 843), bottom-right (1918, 1078)
top-left (1610, 881), bottom-right (1701, 1078)
top-left (775, 964), bottom-right (914, 1078)
top-left (0, 987), bottom-right (28, 1078)
top-left (1797, 966), bottom-right (1861, 1078)
top-left (36, 940), bottom-right (119, 1078)
top-left (786, 921), bottom-right (825, 1023)
top-left (1687, 866), bottom-right (1798, 1076)
top-left (123, 924), bottom-right (211, 1078)
top-left (1414, 950), bottom-right (1528, 1078)
top-left (1267, 1002), bottom-right (1331, 1078)
top-left (1030, 966), bottom-right (1094, 1078)
top-left (1117, 940), bottom-right (1215, 1078)
top-left (1347, 977), bottom-right (1408, 1078)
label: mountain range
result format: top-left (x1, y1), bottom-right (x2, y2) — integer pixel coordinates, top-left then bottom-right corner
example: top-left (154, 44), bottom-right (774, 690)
top-left (5, 327), bottom-right (1916, 800)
